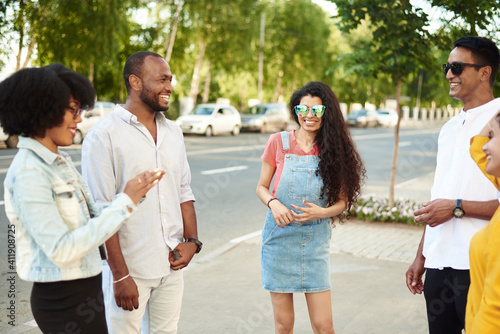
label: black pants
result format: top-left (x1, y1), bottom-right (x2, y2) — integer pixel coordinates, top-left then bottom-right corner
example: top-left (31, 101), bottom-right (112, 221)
top-left (31, 273), bottom-right (108, 334)
top-left (424, 268), bottom-right (470, 334)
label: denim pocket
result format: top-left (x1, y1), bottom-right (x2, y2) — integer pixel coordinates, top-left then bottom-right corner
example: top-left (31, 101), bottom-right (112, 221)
top-left (52, 183), bottom-right (79, 230)
top-left (289, 167), bottom-right (322, 201)
top-left (262, 212), bottom-right (280, 245)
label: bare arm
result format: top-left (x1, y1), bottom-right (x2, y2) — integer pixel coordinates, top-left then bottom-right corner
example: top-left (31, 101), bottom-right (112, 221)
top-left (169, 201), bottom-right (198, 270)
top-left (106, 234), bottom-right (139, 311)
top-left (405, 230), bottom-right (426, 294)
top-left (414, 199), bottom-right (498, 227)
top-left (256, 161), bottom-right (294, 228)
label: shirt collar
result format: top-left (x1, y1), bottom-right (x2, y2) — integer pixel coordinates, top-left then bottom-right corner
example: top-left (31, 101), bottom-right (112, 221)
top-left (114, 104), bottom-right (167, 125)
top-left (17, 136), bottom-right (69, 165)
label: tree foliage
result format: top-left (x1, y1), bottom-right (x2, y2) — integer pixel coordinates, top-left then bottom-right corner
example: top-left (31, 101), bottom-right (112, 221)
top-left (1, 0), bottom-right (499, 112)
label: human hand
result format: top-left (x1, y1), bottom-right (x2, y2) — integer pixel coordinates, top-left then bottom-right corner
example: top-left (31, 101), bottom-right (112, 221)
top-left (405, 257), bottom-right (426, 295)
top-left (290, 200), bottom-right (325, 223)
top-left (414, 199), bottom-right (454, 227)
top-left (123, 169), bottom-right (166, 205)
top-left (169, 242), bottom-right (197, 270)
top-left (113, 275), bottom-right (139, 311)
top-left (269, 199), bottom-right (294, 228)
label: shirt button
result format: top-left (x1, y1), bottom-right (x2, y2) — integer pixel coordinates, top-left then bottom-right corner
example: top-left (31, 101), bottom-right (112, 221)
top-left (68, 193), bottom-right (73, 198)
top-left (127, 206), bottom-right (133, 213)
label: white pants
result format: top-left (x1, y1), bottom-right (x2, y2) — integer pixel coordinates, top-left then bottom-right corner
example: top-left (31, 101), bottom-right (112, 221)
top-left (102, 264), bottom-right (184, 334)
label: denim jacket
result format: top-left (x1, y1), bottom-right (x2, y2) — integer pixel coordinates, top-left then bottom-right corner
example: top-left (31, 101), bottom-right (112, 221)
top-left (4, 137), bottom-right (137, 282)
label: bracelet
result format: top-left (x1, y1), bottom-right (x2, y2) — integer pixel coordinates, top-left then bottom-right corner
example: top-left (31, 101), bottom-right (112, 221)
top-left (267, 198), bottom-right (277, 208)
top-left (113, 274), bottom-right (130, 284)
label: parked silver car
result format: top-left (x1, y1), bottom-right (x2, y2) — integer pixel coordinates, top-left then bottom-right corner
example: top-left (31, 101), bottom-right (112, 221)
top-left (347, 109), bottom-right (379, 127)
top-left (241, 103), bottom-right (289, 133)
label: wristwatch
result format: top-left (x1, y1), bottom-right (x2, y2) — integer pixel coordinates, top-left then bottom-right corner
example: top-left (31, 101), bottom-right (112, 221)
top-left (186, 238), bottom-right (203, 254)
top-left (452, 199), bottom-right (465, 219)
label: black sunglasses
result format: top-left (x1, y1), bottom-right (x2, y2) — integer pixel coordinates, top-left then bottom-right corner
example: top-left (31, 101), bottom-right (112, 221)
top-left (442, 62), bottom-right (486, 77)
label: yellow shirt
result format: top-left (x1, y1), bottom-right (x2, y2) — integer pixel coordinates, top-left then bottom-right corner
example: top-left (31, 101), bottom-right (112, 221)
top-left (467, 135), bottom-right (500, 334)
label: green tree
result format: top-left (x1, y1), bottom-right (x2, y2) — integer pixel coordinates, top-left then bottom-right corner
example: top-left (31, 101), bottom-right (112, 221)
top-left (28, 0), bottom-right (140, 100)
top-left (333, 0), bottom-right (435, 207)
top-left (261, 0), bottom-right (332, 103)
top-left (430, 0), bottom-right (500, 38)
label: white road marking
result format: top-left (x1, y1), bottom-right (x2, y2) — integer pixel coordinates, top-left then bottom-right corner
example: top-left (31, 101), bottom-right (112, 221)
top-left (201, 166), bottom-right (248, 175)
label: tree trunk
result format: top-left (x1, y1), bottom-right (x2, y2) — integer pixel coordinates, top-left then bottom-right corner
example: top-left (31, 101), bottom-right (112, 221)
top-left (202, 61), bottom-right (211, 103)
top-left (389, 76), bottom-right (402, 208)
top-left (165, 0), bottom-right (183, 63)
top-left (272, 71), bottom-right (283, 103)
top-left (15, 0), bottom-right (25, 71)
top-left (88, 62), bottom-right (94, 85)
top-left (258, 12), bottom-right (265, 102)
top-left (189, 41), bottom-right (206, 103)
top-left (21, 38), bottom-right (36, 69)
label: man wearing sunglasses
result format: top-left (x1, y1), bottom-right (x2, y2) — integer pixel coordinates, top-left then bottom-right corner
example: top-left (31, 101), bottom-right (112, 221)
top-left (406, 36), bottom-right (500, 334)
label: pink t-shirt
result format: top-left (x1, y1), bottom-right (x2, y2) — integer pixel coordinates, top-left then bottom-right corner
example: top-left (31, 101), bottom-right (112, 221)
top-left (261, 130), bottom-right (319, 196)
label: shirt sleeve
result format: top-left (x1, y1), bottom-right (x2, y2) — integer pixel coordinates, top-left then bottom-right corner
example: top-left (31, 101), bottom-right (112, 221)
top-left (178, 130), bottom-right (196, 203)
top-left (81, 127), bottom-right (117, 207)
top-left (261, 133), bottom-right (281, 167)
top-left (11, 167), bottom-right (135, 267)
top-left (470, 135), bottom-right (500, 191)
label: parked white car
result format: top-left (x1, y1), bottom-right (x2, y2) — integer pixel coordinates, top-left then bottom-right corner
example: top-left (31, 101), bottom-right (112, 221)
top-left (176, 103), bottom-right (241, 137)
top-left (73, 102), bottom-right (115, 144)
top-left (375, 109), bottom-right (399, 127)
top-left (0, 126), bottom-right (18, 148)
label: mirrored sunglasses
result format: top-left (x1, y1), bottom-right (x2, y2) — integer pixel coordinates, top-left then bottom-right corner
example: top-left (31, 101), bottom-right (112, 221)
top-left (294, 105), bottom-right (325, 117)
top-left (442, 62), bottom-right (486, 77)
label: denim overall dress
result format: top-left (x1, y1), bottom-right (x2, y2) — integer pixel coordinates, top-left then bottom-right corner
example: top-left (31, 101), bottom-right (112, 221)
top-left (261, 131), bottom-right (332, 293)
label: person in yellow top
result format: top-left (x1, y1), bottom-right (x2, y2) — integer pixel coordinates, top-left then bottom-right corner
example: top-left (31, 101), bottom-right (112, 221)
top-left (468, 111), bottom-right (500, 333)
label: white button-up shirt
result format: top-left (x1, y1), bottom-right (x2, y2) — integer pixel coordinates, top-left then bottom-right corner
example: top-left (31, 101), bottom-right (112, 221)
top-left (82, 105), bottom-right (195, 279)
top-left (423, 98), bottom-right (500, 269)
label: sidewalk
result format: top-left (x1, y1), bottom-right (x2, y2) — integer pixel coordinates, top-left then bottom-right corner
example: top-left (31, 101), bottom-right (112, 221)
top-left (179, 220), bottom-right (427, 334)
top-left (175, 174), bottom-right (434, 333)
top-left (0, 174), bottom-right (433, 334)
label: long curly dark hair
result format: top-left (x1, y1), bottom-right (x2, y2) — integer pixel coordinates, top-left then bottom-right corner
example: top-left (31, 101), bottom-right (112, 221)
top-left (290, 81), bottom-right (365, 220)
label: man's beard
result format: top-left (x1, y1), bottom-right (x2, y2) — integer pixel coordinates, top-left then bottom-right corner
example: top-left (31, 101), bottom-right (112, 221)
top-left (140, 85), bottom-right (168, 112)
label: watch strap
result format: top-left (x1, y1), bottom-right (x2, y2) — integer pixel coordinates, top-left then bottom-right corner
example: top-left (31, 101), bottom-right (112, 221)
top-left (186, 238), bottom-right (202, 253)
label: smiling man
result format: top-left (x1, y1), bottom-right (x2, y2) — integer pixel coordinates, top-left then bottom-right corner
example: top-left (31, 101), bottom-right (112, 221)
top-left (405, 37), bottom-right (500, 334)
top-left (81, 52), bottom-right (201, 334)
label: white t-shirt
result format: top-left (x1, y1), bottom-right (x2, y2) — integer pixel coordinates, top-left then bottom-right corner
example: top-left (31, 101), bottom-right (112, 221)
top-left (423, 98), bottom-right (500, 269)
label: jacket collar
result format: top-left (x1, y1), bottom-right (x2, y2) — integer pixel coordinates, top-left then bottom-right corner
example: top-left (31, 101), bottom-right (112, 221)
top-left (17, 136), bottom-right (69, 165)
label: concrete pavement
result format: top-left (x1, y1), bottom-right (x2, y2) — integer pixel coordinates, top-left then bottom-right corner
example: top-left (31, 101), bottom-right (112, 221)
top-left (0, 173), bottom-right (434, 334)
top-left (176, 174), bottom-right (434, 333)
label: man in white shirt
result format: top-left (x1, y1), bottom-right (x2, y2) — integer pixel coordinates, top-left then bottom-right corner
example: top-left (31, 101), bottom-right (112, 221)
top-left (82, 51), bottom-right (201, 334)
top-left (405, 36), bottom-right (500, 334)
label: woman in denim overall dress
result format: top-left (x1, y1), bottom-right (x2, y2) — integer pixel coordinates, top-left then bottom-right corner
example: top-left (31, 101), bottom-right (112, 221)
top-left (257, 82), bottom-right (365, 333)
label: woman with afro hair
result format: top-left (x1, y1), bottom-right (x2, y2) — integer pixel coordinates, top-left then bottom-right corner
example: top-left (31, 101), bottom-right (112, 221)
top-left (0, 64), bottom-right (164, 333)
top-left (257, 81), bottom-right (365, 333)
